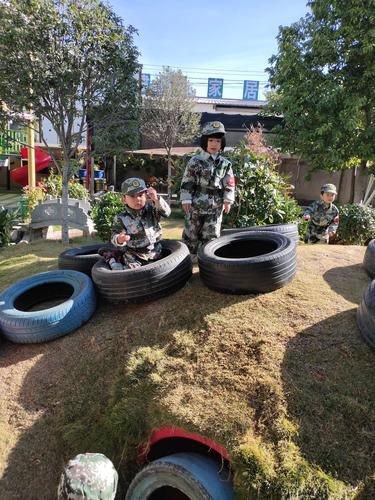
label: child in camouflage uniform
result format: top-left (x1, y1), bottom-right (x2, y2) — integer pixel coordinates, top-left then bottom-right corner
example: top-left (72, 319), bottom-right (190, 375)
top-left (100, 177), bottom-right (171, 269)
top-left (180, 121), bottom-right (235, 259)
top-left (303, 183), bottom-right (339, 244)
top-left (58, 453), bottom-right (118, 500)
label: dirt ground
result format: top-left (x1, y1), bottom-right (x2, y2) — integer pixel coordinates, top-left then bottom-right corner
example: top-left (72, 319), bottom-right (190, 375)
top-left (0, 243), bottom-right (373, 499)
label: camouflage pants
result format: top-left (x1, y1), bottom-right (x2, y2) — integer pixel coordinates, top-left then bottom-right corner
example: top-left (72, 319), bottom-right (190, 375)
top-left (304, 224), bottom-right (329, 244)
top-left (183, 209), bottom-right (223, 254)
top-left (99, 243), bottom-right (162, 269)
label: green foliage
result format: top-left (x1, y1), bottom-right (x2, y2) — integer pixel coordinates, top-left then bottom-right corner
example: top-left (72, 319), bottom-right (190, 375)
top-left (336, 204), bottom-right (375, 245)
top-left (266, 1), bottom-right (375, 172)
top-left (0, 0), bottom-right (139, 243)
top-left (42, 171), bottom-right (89, 201)
top-left (91, 192), bottom-right (123, 241)
top-left (223, 143), bottom-right (302, 227)
top-left (22, 172), bottom-right (89, 219)
top-left (0, 206), bottom-right (18, 247)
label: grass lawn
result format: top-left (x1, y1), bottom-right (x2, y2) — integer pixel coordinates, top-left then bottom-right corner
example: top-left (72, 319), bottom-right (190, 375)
top-left (0, 229), bottom-right (374, 498)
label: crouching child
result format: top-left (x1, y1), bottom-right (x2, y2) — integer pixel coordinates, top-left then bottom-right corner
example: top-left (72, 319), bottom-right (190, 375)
top-left (99, 177), bottom-right (171, 269)
top-left (303, 183), bottom-right (339, 244)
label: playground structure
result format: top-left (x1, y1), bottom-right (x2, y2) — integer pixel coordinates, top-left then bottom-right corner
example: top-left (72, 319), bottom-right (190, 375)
top-left (10, 146), bottom-right (52, 186)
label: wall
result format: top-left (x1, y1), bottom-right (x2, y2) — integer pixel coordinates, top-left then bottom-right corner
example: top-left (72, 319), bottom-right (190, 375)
top-left (278, 156), bottom-right (369, 205)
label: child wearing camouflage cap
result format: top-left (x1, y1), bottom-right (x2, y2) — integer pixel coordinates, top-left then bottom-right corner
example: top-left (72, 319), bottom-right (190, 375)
top-left (180, 121), bottom-right (235, 260)
top-left (303, 183), bottom-right (339, 244)
top-left (100, 177), bottom-right (171, 269)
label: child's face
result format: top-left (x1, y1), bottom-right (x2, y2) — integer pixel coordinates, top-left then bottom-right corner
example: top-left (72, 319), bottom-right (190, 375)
top-left (124, 191), bottom-right (147, 210)
top-left (206, 137), bottom-right (222, 155)
top-left (321, 192), bottom-right (336, 204)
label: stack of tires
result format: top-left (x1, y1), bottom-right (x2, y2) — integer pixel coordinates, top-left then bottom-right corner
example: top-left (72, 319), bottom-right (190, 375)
top-left (221, 222), bottom-right (299, 245)
top-left (198, 231), bottom-right (297, 294)
top-left (91, 240), bottom-right (192, 303)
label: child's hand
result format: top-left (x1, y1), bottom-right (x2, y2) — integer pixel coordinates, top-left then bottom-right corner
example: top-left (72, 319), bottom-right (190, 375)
top-left (117, 231), bottom-right (130, 245)
top-left (303, 214), bottom-right (311, 221)
top-left (147, 187), bottom-right (158, 203)
top-left (223, 202), bottom-right (231, 214)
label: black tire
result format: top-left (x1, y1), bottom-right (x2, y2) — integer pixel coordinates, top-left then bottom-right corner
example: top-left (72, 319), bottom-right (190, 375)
top-left (198, 231), bottom-right (296, 294)
top-left (0, 270), bottom-right (96, 343)
top-left (91, 240), bottom-right (192, 303)
top-left (357, 280), bottom-right (375, 349)
top-left (363, 239), bottom-right (375, 279)
top-left (221, 223), bottom-right (299, 244)
top-left (58, 244), bottom-right (114, 276)
top-left (125, 452), bottom-right (234, 500)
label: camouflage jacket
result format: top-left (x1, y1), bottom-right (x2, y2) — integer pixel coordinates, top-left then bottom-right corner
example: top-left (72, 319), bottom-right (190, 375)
top-left (304, 200), bottom-right (339, 234)
top-left (180, 151), bottom-right (235, 213)
top-left (111, 197), bottom-right (171, 255)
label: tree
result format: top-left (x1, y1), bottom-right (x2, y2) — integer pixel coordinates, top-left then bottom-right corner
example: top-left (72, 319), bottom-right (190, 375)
top-left (266, 0), bottom-right (375, 204)
top-left (0, 0), bottom-right (139, 243)
top-left (141, 67), bottom-right (201, 201)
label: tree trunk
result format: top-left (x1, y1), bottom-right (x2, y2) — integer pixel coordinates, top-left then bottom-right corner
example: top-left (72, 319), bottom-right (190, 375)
top-left (167, 150), bottom-right (172, 203)
top-left (337, 169), bottom-right (344, 204)
top-left (61, 159), bottom-right (70, 245)
top-left (349, 166), bottom-right (357, 203)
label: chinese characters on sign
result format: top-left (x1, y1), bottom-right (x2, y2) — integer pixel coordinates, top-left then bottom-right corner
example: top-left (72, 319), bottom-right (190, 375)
top-left (207, 78), bottom-right (224, 98)
top-left (243, 80), bottom-right (259, 100)
top-left (141, 73), bottom-right (151, 90)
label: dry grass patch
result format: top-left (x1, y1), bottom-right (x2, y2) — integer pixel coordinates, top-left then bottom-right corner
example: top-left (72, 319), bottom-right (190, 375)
top-left (0, 243), bottom-right (374, 499)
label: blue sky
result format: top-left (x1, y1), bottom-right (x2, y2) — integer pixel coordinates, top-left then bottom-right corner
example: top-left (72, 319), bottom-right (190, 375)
top-left (107, 0), bottom-right (310, 100)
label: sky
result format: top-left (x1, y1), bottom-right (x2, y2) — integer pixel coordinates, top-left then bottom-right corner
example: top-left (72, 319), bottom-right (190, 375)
top-left (107, 0), bottom-right (311, 100)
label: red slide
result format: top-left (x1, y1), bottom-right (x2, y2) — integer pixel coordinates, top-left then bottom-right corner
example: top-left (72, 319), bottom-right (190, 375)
top-left (10, 147), bottom-right (52, 186)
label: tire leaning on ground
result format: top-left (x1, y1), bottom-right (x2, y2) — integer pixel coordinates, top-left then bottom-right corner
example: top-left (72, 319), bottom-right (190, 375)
top-left (91, 240), bottom-right (192, 303)
top-left (0, 270), bottom-right (96, 343)
top-left (221, 222), bottom-right (299, 245)
top-left (58, 244), bottom-right (114, 276)
top-left (357, 279), bottom-right (375, 350)
top-left (363, 239), bottom-right (375, 279)
top-left (198, 231), bottom-right (296, 294)
top-left (125, 452), bottom-right (234, 500)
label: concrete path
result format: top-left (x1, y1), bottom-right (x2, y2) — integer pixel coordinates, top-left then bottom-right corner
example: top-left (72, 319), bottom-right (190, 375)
top-left (0, 190), bottom-right (21, 210)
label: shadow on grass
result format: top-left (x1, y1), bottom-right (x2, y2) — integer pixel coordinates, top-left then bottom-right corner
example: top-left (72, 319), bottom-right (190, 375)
top-left (0, 273), bottom-right (254, 499)
top-left (282, 308), bottom-right (375, 492)
top-left (323, 263), bottom-right (369, 304)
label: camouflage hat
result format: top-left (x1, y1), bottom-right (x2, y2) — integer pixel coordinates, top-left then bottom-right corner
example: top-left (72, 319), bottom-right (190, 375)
top-left (321, 183), bottom-right (337, 194)
top-left (201, 121), bottom-right (226, 136)
top-left (57, 453), bottom-right (118, 500)
top-left (121, 177), bottom-right (147, 196)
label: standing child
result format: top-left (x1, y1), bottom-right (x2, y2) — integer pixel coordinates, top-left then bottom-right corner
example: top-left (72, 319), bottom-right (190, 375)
top-left (180, 121), bottom-right (235, 260)
top-left (303, 183), bottom-right (339, 244)
top-left (100, 177), bottom-right (171, 269)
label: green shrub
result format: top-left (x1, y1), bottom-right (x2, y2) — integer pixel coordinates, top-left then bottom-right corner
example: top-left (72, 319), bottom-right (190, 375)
top-left (91, 192), bottom-right (124, 242)
top-left (223, 143), bottom-right (302, 228)
top-left (21, 184), bottom-right (47, 219)
top-left (336, 203), bottom-right (375, 245)
top-left (0, 206), bottom-right (18, 247)
top-left (43, 171), bottom-right (89, 200)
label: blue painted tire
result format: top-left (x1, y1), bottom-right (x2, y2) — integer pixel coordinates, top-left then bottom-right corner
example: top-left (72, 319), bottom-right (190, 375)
top-left (0, 270), bottom-right (96, 343)
top-left (125, 452), bottom-right (234, 500)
